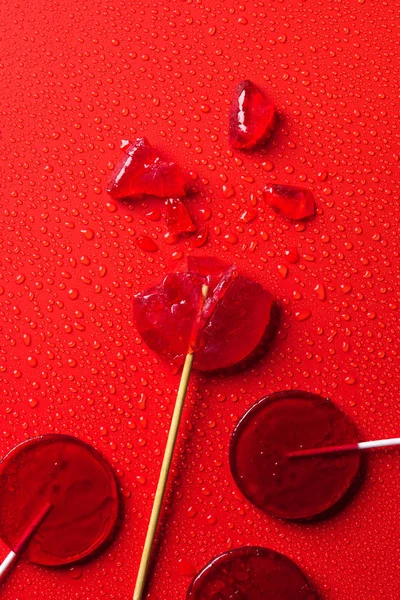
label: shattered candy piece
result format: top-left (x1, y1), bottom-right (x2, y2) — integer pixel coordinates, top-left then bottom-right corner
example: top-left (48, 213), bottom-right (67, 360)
top-left (229, 80), bottom-right (275, 150)
top-left (107, 137), bottom-right (187, 200)
top-left (165, 198), bottom-right (197, 237)
top-left (264, 184), bottom-right (316, 220)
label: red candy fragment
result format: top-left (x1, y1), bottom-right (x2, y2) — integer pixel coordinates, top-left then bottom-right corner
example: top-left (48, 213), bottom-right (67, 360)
top-left (133, 257), bottom-right (274, 372)
top-left (264, 184), bottom-right (316, 220)
top-left (0, 435), bottom-right (119, 566)
top-left (230, 391), bottom-right (360, 520)
top-left (229, 80), bottom-right (275, 150)
top-left (187, 547), bottom-right (317, 600)
top-left (107, 137), bottom-right (187, 200)
top-left (165, 198), bottom-right (197, 237)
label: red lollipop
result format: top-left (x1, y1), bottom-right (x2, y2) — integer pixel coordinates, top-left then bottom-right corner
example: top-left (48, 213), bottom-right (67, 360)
top-left (187, 546), bottom-right (317, 600)
top-left (133, 256), bottom-right (275, 371)
top-left (0, 435), bottom-right (119, 566)
top-left (230, 391), bottom-right (360, 520)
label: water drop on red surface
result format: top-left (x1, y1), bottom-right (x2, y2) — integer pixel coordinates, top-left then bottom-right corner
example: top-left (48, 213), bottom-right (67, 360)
top-left (0, 435), bottom-right (119, 565)
top-left (107, 137), bottom-right (187, 200)
top-left (178, 557), bottom-right (197, 577)
top-left (229, 80), bottom-right (275, 150)
top-left (285, 248), bottom-right (300, 264)
top-left (314, 283), bottom-right (326, 301)
top-left (277, 264), bottom-right (288, 279)
top-left (187, 547), bottom-right (317, 599)
top-left (81, 228), bottom-right (95, 240)
top-left (136, 236), bottom-right (159, 253)
top-left (230, 392), bottom-right (360, 520)
top-left (239, 208), bottom-right (257, 223)
top-left (296, 310), bottom-right (312, 321)
top-left (264, 185), bottom-right (316, 221)
top-left (165, 198), bottom-right (197, 236)
top-left (133, 257), bottom-right (275, 371)
top-left (192, 226), bottom-right (209, 248)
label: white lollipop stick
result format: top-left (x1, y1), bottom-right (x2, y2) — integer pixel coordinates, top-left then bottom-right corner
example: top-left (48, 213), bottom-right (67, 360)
top-left (288, 437), bottom-right (400, 458)
top-left (0, 502), bottom-right (53, 580)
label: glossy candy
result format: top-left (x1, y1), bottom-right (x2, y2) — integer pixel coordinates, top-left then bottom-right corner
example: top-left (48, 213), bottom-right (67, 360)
top-left (229, 80), bottom-right (275, 150)
top-left (0, 435), bottom-right (119, 566)
top-left (230, 391), bottom-right (360, 520)
top-left (107, 137), bottom-right (187, 200)
top-left (264, 184), bottom-right (316, 220)
top-left (187, 546), bottom-right (317, 600)
top-left (133, 257), bottom-right (274, 371)
top-left (165, 198), bottom-right (197, 237)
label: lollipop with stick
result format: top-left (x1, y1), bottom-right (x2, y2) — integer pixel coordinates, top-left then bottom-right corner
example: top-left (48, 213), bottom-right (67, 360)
top-left (132, 257), bottom-right (275, 599)
top-left (0, 435), bottom-right (120, 583)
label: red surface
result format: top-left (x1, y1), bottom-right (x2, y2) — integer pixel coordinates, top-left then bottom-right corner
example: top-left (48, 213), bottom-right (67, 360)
top-left (0, 435), bottom-right (119, 565)
top-left (187, 546), bottom-right (317, 599)
top-left (0, 0), bottom-right (399, 598)
top-left (230, 391), bottom-right (360, 520)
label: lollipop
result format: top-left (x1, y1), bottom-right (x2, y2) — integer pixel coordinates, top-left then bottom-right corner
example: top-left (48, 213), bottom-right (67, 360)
top-left (0, 434), bottom-right (119, 576)
top-left (134, 256), bottom-right (275, 372)
top-left (230, 391), bottom-right (361, 520)
top-left (132, 259), bottom-right (275, 600)
top-left (187, 546), bottom-right (317, 600)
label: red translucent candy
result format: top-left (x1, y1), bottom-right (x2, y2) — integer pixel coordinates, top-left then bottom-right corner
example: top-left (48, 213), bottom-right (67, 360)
top-left (229, 80), bottom-right (275, 150)
top-left (230, 391), bottom-right (360, 520)
top-left (264, 184), bottom-right (316, 220)
top-left (133, 257), bottom-right (274, 372)
top-left (187, 546), bottom-right (317, 600)
top-left (0, 435), bottom-right (119, 566)
top-left (107, 137), bottom-right (187, 200)
top-left (165, 198), bottom-right (197, 237)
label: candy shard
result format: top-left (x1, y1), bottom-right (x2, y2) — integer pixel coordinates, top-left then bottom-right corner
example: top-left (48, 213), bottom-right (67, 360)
top-left (229, 80), bottom-right (275, 150)
top-left (165, 198), bottom-right (197, 237)
top-left (107, 137), bottom-right (187, 200)
top-left (133, 257), bottom-right (275, 372)
top-left (264, 184), bottom-right (316, 220)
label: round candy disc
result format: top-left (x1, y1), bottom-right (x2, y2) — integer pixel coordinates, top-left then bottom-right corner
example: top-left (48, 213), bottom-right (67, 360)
top-left (0, 434), bottom-right (119, 566)
top-left (230, 391), bottom-right (360, 520)
top-left (187, 546), bottom-right (317, 599)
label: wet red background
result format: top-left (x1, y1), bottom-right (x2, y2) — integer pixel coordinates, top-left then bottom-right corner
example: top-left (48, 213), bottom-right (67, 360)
top-left (0, 0), bottom-right (399, 598)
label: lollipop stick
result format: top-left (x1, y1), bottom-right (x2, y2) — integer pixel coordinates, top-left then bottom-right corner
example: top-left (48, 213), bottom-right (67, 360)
top-left (0, 502), bottom-right (53, 579)
top-left (133, 284), bottom-right (209, 600)
top-left (287, 437), bottom-right (400, 458)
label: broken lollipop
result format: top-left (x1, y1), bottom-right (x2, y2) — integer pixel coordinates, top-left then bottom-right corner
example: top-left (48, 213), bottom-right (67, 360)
top-left (134, 256), bottom-right (275, 372)
top-left (0, 434), bottom-right (119, 574)
top-left (132, 259), bottom-right (276, 600)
